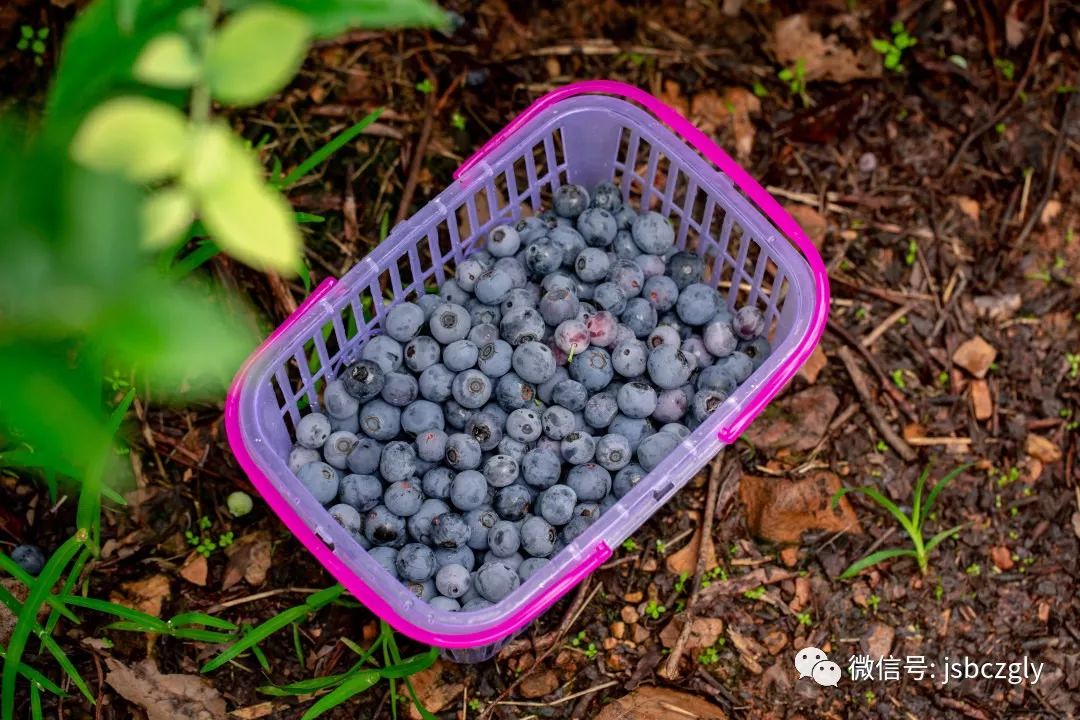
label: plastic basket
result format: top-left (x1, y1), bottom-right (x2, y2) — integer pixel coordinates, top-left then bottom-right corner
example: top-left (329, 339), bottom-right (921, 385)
top-left (225, 80), bottom-right (829, 661)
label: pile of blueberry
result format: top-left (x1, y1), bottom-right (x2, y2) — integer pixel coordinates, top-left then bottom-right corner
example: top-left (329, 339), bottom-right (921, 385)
top-left (288, 182), bottom-right (770, 612)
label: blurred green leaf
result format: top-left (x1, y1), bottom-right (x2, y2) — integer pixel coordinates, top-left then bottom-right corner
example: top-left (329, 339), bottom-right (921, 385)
top-left (71, 96), bottom-right (188, 182)
top-left (206, 5), bottom-right (311, 106)
top-left (228, 0), bottom-right (447, 37)
top-left (134, 33), bottom-right (201, 88)
top-left (143, 187), bottom-right (194, 249)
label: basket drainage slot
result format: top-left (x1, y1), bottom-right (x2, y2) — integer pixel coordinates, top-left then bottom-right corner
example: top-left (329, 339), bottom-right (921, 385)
top-left (652, 482), bottom-right (674, 501)
top-left (315, 528), bottom-right (335, 552)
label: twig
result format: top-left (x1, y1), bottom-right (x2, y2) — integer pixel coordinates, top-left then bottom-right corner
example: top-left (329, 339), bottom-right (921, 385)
top-left (207, 587), bottom-right (326, 613)
top-left (836, 347), bottom-right (918, 462)
top-left (658, 456), bottom-right (731, 679)
top-left (928, 270), bottom-right (968, 341)
top-left (861, 303), bottom-right (914, 348)
top-left (828, 321), bottom-right (918, 422)
top-left (905, 436), bottom-right (972, 446)
top-left (394, 86), bottom-right (437, 226)
top-left (944, 0), bottom-right (1051, 176)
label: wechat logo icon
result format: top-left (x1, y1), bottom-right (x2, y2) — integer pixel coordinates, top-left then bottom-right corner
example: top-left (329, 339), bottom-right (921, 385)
top-left (795, 646), bottom-right (842, 687)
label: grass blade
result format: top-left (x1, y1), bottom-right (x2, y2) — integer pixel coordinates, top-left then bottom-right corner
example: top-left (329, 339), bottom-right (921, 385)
top-left (277, 108), bottom-right (383, 189)
top-left (168, 240), bottom-right (221, 280)
top-left (42, 546), bottom-right (91, 647)
top-left (2, 535), bottom-right (86, 719)
top-left (78, 387), bottom-right (136, 541)
top-left (101, 486), bottom-right (128, 506)
top-left (0, 643), bottom-right (67, 697)
top-left (0, 563), bottom-right (80, 624)
top-left (201, 604), bottom-right (311, 672)
top-left (924, 524), bottom-right (965, 554)
top-left (839, 548), bottom-right (918, 580)
top-left (300, 670), bottom-right (380, 720)
top-left (833, 486), bottom-right (916, 539)
top-left (170, 628), bottom-right (239, 643)
top-left (29, 684), bottom-right (41, 720)
top-left (169, 612), bottom-right (238, 631)
top-left (295, 212), bottom-right (325, 224)
top-left (381, 647), bottom-right (438, 679)
top-left (258, 669), bottom-right (352, 697)
top-left (911, 463), bottom-right (932, 529)
top-left (64, 595), bottom-right (169, 632)
top-left (921, 464), bottom-right (971, 528)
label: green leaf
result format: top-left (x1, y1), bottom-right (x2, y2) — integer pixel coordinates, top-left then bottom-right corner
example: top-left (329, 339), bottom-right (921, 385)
top-left (254, 0), bottom-right (447, 38)
top-left (301, 670), bottom-right (381, 720)
top-left (0, 647), bottom-right (66, 700)
top-left (277, 107), bottom-right (383, 188)
top-left (0, 557), bottom-right (81, 624)
top-left (911, 463), bottom-right (931, 529)
top-left (924, 524), bottom-right (964, 553)
top-left (870, 38), bottom-right (892, 54)
top-left (833, 486), bottom-right (916, 540)
top-left (134, 33), bottom-right (202, 88)
top-left (142, 187), bottom-right (194, 249)
top-left (63, 595), bottom-right (169, 632)
top-left (839, 548), bottom-right (918, 580)
top-left (169, 612), bottom-right (238, 631)
top-left (21, 26), bottom-right (33, 39)
top-left (205, 5), bottom-right (311, 106)
top-left (71, 96), bottom-right (188, 182)
top-left (922, 463), bottom-right (970, 526)
top-left (258, 669), bottom-right (351, 696)
top-left (167, 240), bottom-right (220, 279)
top-left (777, 68), bottom-right (793, 81)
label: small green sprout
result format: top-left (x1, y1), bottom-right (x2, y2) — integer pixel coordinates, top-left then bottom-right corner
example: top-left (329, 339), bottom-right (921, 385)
top-left (965, 563), bottom-right (982, 576)
top-left (583, 642), bottom-right (598, 659)
top-left (655, 539), bottom-right (667, 555)
top-left (875, 440), bottom-right (888, 453)
top-left (700, 566), bottom-right (727, 589)
top-left (450, 111), bottom-right (466, 130)
top-left (621, 538), bottom-right (638, 552)
top-left (854, 306), bottom-right (868, 321)
top-left (995, 122), bottom-right (1007, 135)
top-left (934, 583), bottom-right (944, 601)
top-left (571, 630), bottom-right (586, 647)
top-left (938, 371), bottom-right (950, 386)
top-left (218, 531), bottom-right (234, 548)
top-left (795, 612), bottom-right (812, 626)
top-left (871, 21), bottom-right (917, 72)
top-left (415, 78), bottom-right (433, 94)
top-left (743, 586), bottom-right (766, 601)
top-left (994, 58), bottom-right (1016, 81)
top-left (674, 571), bottom-right (690, 594)
top-left (777, 58), bottom-right (811, 107)
top-left (644, 600), bottom-right (666, 619)
top-left (698, 646), bottom-right (720, 665)
top-left (468, 698), bottom-right (484, 712)
top-left (890, 369), bottom-right (906, 389)
top-left (866, 594), bottom-right (881, 612)
top-left (905, 238), bottom-right (918, 266)
top-left (1066, 353), bottom-right (1079, 379)
top-left (17, 26), bottom-right (49, 66)
top-left (864, 689), bottom-right (877, 705)
top-left (751, 80), bottom-right (768, 98)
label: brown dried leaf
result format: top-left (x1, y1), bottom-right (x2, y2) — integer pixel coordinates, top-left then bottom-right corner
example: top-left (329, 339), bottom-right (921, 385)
top-left (180, 553), bottom-right (208, 587)
top-left (952, 336), bottom-right (997, 378)
top-left (743, 385), bottom-right (839, 451)
top-left (518, 670), bottom-right (559, 699)
top-left (659, 617), bottom-right (724, 650)
top-left (106, 658), bottom-right (227, 720)
top-left (954, 196), bottom-right (981, 224)
top-left (659, 79), bottom-right (689, 117)
top-left (970, 380), bottom-right (993, 421)
top-left (772, 14), bottom-right (881, 83)
top-left (407, 661), bottom-right (462, 720)
top-left (223, 532), bottom-right (272, 590)
top-left (691, 88), bottom-right (761, 161)
top-left (594, 686), bottom-right (728, 720)
top-left (786, 205), bottom-right (828, 250)
top-left (665, 525), bottom-right (718, 576)
top-left (797, 345), bottom-right (828, 384)
top-left (740, 471), bottom-right (862, 544)
top-left (1024, 434), bottom-right (1062, 464)
top-left (110, 574), bottom-right (171, 619)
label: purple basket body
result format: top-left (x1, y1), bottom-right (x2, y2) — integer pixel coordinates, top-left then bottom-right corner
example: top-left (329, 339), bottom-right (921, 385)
top-left (226, 81), bottom-right (829, 659)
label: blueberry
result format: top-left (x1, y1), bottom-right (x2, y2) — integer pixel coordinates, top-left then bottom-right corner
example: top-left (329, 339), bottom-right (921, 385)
top-left (565, 463), bottom-right (611, 501)
top-left (667, 251), bottom-right (705, 289)
top-left (11, 545), bottom-right (45, 576)
top-left (733, 306), bottom-right (766, 339)
top-left (474, 561), bottom-right (521, 602)
top-left (552, 379), bottom-right (588, 412)
top-left (512, 342), bottom-right (556, 384)
top-left (396, 543), bottom-right (436, 582)
top-left (609, 414), bottom-right (654, 448)
top-left (322, 431), bottom-right (359, 470)
top-left (430, 596), bottom-right (461, 612)
top-left (525, 238), bottom-right (564, 276)
top-left (492, 551), bottom-right (525, 571)
top-left (590, 181), bottom-right (621, 211)
top-left (323, 379), bottom-right (360, 419)
top-left (298, 461), bottom-right (340, 505)
top-left (495, 256), bottom-right (529, 289)
top-left (691, 388), bottom-right (729, 424)
top-left (384, 302), bottom-right (425, 342)
top-left (468, 323), bottom-right (500, 347)
top-left (620, 298), bottom-right (658, 339)
top-left (576, 207), bottom-right (617, 247)
top-left (494, 372), bottom-right (536, 411)
top-left (338, 473), bottom-right (382, 511)
top-left (568, 346), bottom-right (613, 391)
top-left (464, 506), bottom-right (499, 550)
top-left (702, 320), bottom-right (738, 357)
top-left (487, 224), bottom-right (521, 257)
top-left (562, 503), bottom-right (600, 542)
top-left (418, 363), bottom-right (455, 403)
top-left (435, 563), bottom-right (471, 598)
top-left (612, 228), bottom-right (639, 259)
top-left (737, 336), bottom-right (771, 370)
top-left (611, 340), bottom-right (648, 377)
top-left (328, 503), bottom-right (364, 538)
top-left (592, 282), bottom-right (627, 315)
top-left (296, 413), bottom-right (332, 449)
top-left (364, 505), bottom-right (407, 546)
top-left (404, 336), bottom-right (441, 373)
top-left (493, 484), bottom-right (532, 520)
top-left (421, 466), bottom-right (454, 500)
top-left (636, 431), bottom-right (678, 471)
top-left (554, 183), bottom-right (590, 218)
top-left (697, 365), bottom-right (738, 395)
top-left (473, 268), bottom-right (513, 305)
top-left (536, 485), bottom-right (577, 525)
top-left (497, 437), bottom-right (528, 463)
top-left (406, 499), bottom-right (449, 544)
top-left (361, 335), bottom-right (404, 374)
top-left (631, 211), bottom-right (675, 254)
top-left (553, 320), bottom-right (590, 356)
top-left (444, 433), bottom-right (483, 472)
top-left (538, 287), bottom-right (580, 326)
top-left (407, 578), bottom-right (438, 601)
top-left (518, 557), bottom-right (550, 583)
top-left (368, 545), bottom-right (399, 578)
top-left (541, 405), bottom-right (576, 440)
top-left (574, 247), bottom-right (610, 282)
top-left (676, 283), bottom-right (719, 326)
top-left (358, 399), bottom-right (401, 441)
top-left (379, 441), bottom-right (416, 483)
top-left (465, 411), bottom-right (503, 451)
top-left (560, 431), bottom-right (596, 464)
top-left (520, 516), bottom-right (557, 557)
top-left (548, 226), bottom-right (586, 268)
top-left (681, 336), bottom-right (713, 369)
top-left (461, 598), bottom-right (493, 611)
top-left (657, 312), bottom-right (691, 340)
top-left (384, 479), bottom-right (423, 517)
top-left (428, 511), bottom-right (471, 549)
top-left (430, 303), bottom-right (472, 344)
top-left (542, 272), bottom-right (577, 295)
top-left (435, 544), bottom-right (476, 571)
top-left (515, 215), bottom-right (553, 243)
top-left (454, 258), bottom-right (485, 293)
top-left (504, 408), bottom-right (540, 443)
top-left (401, 401), bottom-right (445, 438)
top-left (341, 360), bottom-right (385, 402)
top-left (583, 391), bottom-right (619, 429)
top-left (329, 413), bottom-right (359, 434)
top-left (500, 306), bottom-right (546, 346)
top-left (585, 310), bottom-right (619, 348)
top-left (647, 325), bottom-right (681, 351)
top-left (715, 351), bottom-right (754, 383)
top-left (416, 293), bottom-right (443, 319)
top-left (613, 464), bottom-right (645, 498)
top-left (346, 437), bottom-right (383, 474)
top-left (487, 520), bottom-right (521, 557)
top-left (536, 366), bottom-right (569, 405)
top-left (634, 253), bottom-right (667, 279)
top-left (449, 469), bottom-right (487, 509)
top-left (447, 369), bottom-right (489, 409)
top-left (500, 287), bottom-right (538, 316)
top-left (380, 372), bottom-right (418, 407)
top-left (595, 433), bottom-right (632, 471)
top-left (652, 388), bottom-right (690, 423)
top-left (660, 422), bottom-right (691, 440)
top-left (647, 345), bottom-right (695, 390)
top-left (614, 203), bottom-right (637, 229)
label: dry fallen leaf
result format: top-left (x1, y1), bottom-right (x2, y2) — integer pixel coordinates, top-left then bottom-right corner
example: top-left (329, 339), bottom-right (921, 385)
top-left (110, 574), bottom-right (171, 618)
top-left (660, 79), bottom-right (689, 117)
top-left (952, 336), bottom-right (997, 378)
top-left (594, 686), bottom-right (728, 720)
top-left (954, 195), bottom-right (981, 224)
top-left (1024, 434), bottom-right (1062, 464)
top-left (106, 658), bottom-right (227, 720)
top-left (660, 616), bottom-right (724, 650)
top-left (740, 471), bottom-right (862, 544)
top-left (518, 670), bottom-right (559, 699)
top-left (223, 531), bottom-right (273, 590)
top-left (797, 344), bottom-right (828, 384)
top-left (772, 14), bottom-right (881, 83)
top-left (665, 525), bottom-right (718, 576)
top-left (180, 553), bottom-right (208, 586)
top-left (972, 293), bottom-right (1021, 320)
top-left (230, 702), bottom-right (278, 719)
top-left (691, 88), bottom-right (761, 161)
top-left (406, 661), bottom-right (463, 720)
top-left (743, 385), bottom-right (839, 451)
top-left (969, 379), bottom-right (993, 421)
top-left (786, 204), bottom-right (828, 250)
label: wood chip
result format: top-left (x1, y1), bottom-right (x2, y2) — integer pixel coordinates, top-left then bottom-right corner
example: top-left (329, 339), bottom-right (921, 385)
top-left (231, 702), bottom-right (278, 719)
top-left (952, 336), bottom-right (997, 378)
top-left (990, 546), bottom-right (1015, 571)
top-left (797, 345), bottom-right (828, 384)
top-left (621, 606), bottom-right (640, 625)
top-left (179, 553), bottom-right (208, 586)
top-left (972, 293), bottom-right (1021, 320)
top-left (954, 195), bottom-right (981, 223)
top-left (862, 622), bottom-right (895, 659)
top-left (106, 658), bottom-right (227, 720)
top-left (518, 670), bottom-right (559, 699)
top-left (970, 379), bottom-right (993, 420)
top-left (1024, 434), bottom-right (1062, 463)
top-left (659, 617), bottom-right (724, 650)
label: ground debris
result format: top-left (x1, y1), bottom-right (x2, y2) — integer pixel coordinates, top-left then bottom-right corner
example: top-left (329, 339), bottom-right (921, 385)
top-left (594, 685), bottom-right (727, 720)
top-left (740, 471), bottom-right (861, 544)
top-left (106, 658), bottom-right (227, 720)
